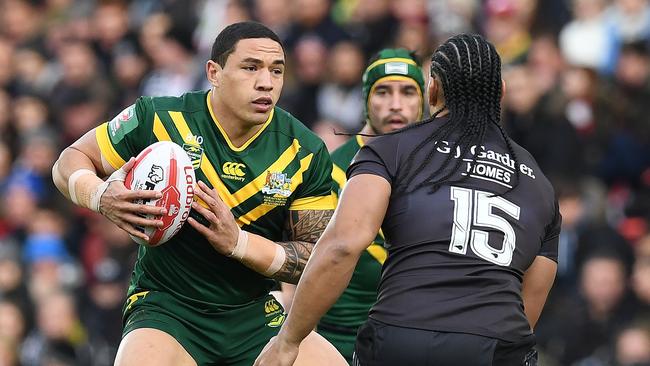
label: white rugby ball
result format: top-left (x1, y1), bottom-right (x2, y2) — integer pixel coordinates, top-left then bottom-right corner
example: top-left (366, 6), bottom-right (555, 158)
top-left (124, 141), bottom-right (195, 246)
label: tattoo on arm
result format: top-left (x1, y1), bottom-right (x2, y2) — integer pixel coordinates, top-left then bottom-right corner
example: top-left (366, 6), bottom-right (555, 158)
top-left (273, 209), bottom-right (333, 283)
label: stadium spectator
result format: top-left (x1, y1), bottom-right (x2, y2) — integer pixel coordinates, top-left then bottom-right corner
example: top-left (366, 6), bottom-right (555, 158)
top-left (560, 0), bottom-right (614, 72)
top-left (542, 252), bottom-right (636, 364)
top-left (0, 299), bottom-right (27, 346)
top-left (316, 41), bottom-right (365, 131)
top-left (140, 25), bottom-right (202, 97)
top-left (502, 64), bottom-right (583, 180)
top-left (280, 35), bottom-right (329, 128)
top-left (616, 321), bottom-right (650, 366)
top-left (20, 290), bottom-right (90, 366)
top-left (343, 0), bottom-right (398, 56)
top-left (284, 0), bottom-right (349, 50)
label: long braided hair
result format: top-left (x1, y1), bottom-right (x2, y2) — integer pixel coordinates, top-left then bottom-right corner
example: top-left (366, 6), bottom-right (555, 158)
top-left (392, 34), bottom-right (520, 195)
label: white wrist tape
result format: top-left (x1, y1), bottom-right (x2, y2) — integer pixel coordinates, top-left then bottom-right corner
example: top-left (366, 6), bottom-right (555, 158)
top-left (68, 169), bottom-right (95, 205)
top-left (90, 163), bottom-right (130, 213)
top-left (89, 182), bottom-right (109, 213)
top-left (262, 245), bottom-right (286, 277)
top-left (229, 228), bottom-right (249, 260)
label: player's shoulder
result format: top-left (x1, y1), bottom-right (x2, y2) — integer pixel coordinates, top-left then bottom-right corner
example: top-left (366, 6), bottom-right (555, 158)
top-left (331, 136), bottom-right (361, 168)
top-left (506, 137), bottom-right (557, 203)
top-left (362, 119), bottom-right (428, 159)
top-left (271, 107), bottom-right (327, 154)
top-left (144, 90), bottom-right (208, 114)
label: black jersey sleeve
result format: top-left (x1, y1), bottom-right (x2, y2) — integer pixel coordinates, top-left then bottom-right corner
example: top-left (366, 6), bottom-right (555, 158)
top-left (539, 200), bottom-right (561, 262)
top-left (347, 139), bottom-right (397, 184)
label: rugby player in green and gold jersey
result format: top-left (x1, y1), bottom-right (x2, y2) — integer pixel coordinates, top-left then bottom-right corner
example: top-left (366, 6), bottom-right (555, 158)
top-left (52, 22), bottom-right (345, 366)
top-left (317, 48), bottom-right (425, 363)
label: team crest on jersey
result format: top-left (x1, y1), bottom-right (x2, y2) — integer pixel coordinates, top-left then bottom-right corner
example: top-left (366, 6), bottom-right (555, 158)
top-left (182, 144), bottom-right (203, 170)
top-left (108, 105), bottom-right (139, 143)
top-left (262, 172), bottom-right (292, 197)
top-left (261, 171), bottom-right (292, 206)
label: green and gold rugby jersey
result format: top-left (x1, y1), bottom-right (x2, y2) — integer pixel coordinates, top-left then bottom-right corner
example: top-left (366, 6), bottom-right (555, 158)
top-left (96, 90), bottom-right (335, 308)
top-left (319, 135), bottom-right (387, 328)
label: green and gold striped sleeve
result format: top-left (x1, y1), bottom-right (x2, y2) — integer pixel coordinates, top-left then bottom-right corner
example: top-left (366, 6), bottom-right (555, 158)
top-left (288, 143), bottom-right (336, 211)
top-left (95, 97), bottom-right (154, 169)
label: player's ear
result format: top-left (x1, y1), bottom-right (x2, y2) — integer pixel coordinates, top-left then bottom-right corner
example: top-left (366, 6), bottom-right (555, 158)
top-left (206, 60), bottom-right (223, 87)
top-left (427, 77), bottom-right (438, 107)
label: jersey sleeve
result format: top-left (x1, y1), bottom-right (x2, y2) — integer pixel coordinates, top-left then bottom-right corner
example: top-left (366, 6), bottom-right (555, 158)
top-left (347, 143), bottom-right (395, 185)
top-left (95, 97), bottom-right (154, 170)
top-left (289, 143), bottom-right (336, 211)
top-left (538, 200), bottom-right (561, 262)
top-left (331, 162), bottom-right (347, 197)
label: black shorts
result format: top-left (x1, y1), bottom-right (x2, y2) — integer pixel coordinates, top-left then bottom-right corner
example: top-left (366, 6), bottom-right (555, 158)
top-left (353, 318), bottom-right (537, 366)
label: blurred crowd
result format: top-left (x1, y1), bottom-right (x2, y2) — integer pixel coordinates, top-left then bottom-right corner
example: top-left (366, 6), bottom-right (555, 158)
top-left (0, 0), bottom-right (649, 365)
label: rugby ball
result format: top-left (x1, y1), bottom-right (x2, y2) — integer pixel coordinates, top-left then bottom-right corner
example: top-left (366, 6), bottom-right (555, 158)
top-left (124, 141), bottom-right (195, 246)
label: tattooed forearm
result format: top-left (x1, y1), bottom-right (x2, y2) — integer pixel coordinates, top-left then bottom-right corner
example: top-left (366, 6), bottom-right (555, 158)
top-left (272, 209), bottom-right (334, 283)
top-left (274, 240), bottom-right (312, 284)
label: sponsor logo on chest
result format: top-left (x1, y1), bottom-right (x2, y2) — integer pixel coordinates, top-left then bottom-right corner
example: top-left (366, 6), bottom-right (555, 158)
top-left (221, 162), bottom-right (246, 181)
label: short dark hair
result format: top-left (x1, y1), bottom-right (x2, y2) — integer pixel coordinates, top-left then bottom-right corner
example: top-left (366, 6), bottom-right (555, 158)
top-left (210, 21), bottom-right (283, 67)
top-left (164, 24), bottom-right (195, 54)
top-left (621, 39), bottom-right (650, 57)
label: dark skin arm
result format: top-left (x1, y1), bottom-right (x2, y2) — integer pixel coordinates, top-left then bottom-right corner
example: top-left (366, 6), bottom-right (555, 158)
top-left (522, 255), bottom-right (557, 329)
top-left (254, 174), bottom-right (390, 366)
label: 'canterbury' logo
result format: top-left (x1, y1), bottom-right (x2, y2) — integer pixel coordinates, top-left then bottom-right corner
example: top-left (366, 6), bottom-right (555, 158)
top-left (222, 162), bottom-right (246, 177)
top-left (264, 299), bottom-right (281, 314)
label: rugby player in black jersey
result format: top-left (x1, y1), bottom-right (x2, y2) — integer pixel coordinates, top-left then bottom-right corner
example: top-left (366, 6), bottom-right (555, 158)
top-left (255, 34), bottom-right (559, 366)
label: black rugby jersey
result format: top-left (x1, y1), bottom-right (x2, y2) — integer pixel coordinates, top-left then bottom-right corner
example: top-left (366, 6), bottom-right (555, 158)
top-left (347, 116), bottom-right (560, 342)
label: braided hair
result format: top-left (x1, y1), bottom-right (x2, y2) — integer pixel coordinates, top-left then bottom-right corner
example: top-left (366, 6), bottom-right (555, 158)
top-left (392, 34), bottom-right (520, 195)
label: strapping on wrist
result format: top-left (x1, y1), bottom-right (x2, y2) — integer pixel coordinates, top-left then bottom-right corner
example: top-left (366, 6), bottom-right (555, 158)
top-left (229, 228), bottom-right (249, 260)
top-left (262, 246), bottom-right (286, 277)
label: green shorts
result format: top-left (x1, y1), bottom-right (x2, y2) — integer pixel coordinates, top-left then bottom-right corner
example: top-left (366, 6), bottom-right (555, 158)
top-left (317, 322), bottom-right (358, 365)
top-left (122, 290), bottom-right (286, 366)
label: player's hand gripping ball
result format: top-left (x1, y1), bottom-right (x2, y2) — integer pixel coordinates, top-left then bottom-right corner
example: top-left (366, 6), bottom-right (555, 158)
top-left (124, 141), bottom-right (195, 246)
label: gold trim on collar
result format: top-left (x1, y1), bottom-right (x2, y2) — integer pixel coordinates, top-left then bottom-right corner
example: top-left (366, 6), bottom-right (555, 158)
top-left (206, 90), bottom-right (274, 152)
top-left (355, 135), bottom-right (365, 148)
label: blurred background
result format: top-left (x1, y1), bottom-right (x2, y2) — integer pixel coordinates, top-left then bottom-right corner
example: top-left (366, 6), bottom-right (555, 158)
top-left (0, 0), bottom-right (649, 365)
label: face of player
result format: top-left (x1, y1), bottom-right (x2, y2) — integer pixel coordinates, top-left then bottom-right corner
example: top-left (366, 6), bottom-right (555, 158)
top-left (367, 79), bottom-right (421, 134)
top-left (217, 38), bottom-right (285, 126)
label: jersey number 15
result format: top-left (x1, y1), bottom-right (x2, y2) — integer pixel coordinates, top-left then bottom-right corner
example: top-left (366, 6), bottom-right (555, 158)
top-left (449, 186), bottom-right (520, 266)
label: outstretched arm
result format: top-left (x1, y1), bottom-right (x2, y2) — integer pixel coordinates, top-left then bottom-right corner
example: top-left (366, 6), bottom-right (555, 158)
top-left (254, 173), bottom-right (391, 366)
